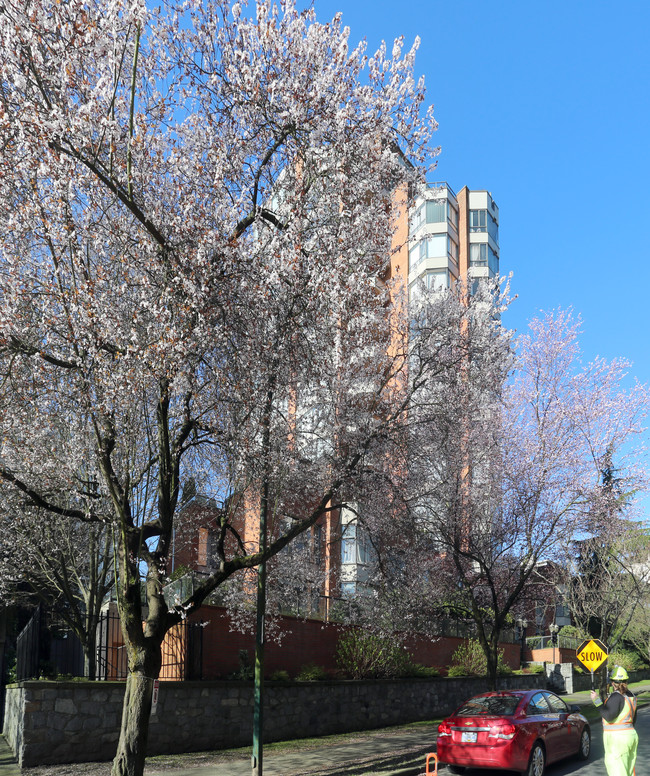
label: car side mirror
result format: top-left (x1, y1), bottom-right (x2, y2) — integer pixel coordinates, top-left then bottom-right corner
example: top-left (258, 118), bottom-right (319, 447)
top-left (569, 705), bottom-right (581, 713)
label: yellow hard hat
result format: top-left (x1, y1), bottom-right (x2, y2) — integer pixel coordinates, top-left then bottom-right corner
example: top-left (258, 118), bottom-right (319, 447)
top-left (611, 666), bottom-right (629, 682)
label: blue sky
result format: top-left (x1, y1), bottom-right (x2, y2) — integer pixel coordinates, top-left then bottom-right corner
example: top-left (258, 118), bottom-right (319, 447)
top-left (310, 0), bottom-right (650, 386)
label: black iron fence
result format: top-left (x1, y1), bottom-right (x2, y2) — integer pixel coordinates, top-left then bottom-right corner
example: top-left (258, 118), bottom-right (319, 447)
top-left (16, 607), bottom-right (85, 681)
top-left (15, 607), bottom-right (203, 682)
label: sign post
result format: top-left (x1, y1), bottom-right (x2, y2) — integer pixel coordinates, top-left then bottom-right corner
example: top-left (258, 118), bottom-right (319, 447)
top-left (151, 679), bottom-right (159, 715)
top-left (576, 639), bottom-right (608, 691)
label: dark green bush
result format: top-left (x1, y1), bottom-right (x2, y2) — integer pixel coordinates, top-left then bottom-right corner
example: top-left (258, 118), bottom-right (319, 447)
top-left (408, 664), bottom-right (440, 678)
top-left (4, 647), bottom-right (16, 684)
top-left (269, 669), bottom-right (291, 682)
top-left (231, 649), bottom-right (253, 680)
top-left (296, 663), bottom-right (328, 681)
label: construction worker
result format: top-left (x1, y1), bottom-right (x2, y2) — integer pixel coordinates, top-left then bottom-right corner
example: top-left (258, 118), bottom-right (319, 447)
top-left (591, 665), bottom-right (638, 776)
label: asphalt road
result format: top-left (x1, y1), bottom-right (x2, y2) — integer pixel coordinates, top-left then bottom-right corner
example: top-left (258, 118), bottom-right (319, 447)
top-left (453, 705), bottom-right (650, 776)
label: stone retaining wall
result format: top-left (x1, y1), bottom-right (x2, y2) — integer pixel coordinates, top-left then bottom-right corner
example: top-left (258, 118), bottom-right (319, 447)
top-left (4, 674), bottom-right (545, 767)
top-left (541, 664), bottom-right (650, 695)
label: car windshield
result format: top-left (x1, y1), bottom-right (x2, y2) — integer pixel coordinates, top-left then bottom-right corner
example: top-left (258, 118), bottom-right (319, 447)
top-left (455, 696), bottom-right (521, 717)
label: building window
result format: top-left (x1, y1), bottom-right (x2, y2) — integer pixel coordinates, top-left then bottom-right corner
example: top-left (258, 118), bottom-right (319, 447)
top-left (409, 234), bottom-right (447, 272)
top-left (341, 523), bottom-right (357, 564)
top-left (426, 199), bottom-right (446, 224)
top-left (197, 527), bottom-right (209, 566)
top-left (341, 522), bottom-right (373, 565)
top-left (470, 210), bottom-right (487, 232)
top-left (313, 524), bottom-right (323, 566)
top-left (470, 243), bottom-right (487, 266)
top-left (469, 244), bottom-right (498, 275)
top-left (340, 581), bottom-right (356, 598)
top-left (555, 602), bottom-right (570, 619)
top-left (411, 199), bottom-right (457, 232)
top-left (412, 203), bottom-right (425, 231)
top-left (424, 270), bottom-right (449, 290)
top-left (409, 269), bottom-right (451, 307)
top-left (487, 213), bottom-right (498, 243)
top-left (488, 246), bottom-right (498, 275)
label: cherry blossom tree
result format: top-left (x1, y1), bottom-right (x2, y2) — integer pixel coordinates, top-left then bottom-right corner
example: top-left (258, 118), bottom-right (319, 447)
top-left (0, 0), bottom-right (441, 773)
top-left (361, 308), bottom-right (649, 689)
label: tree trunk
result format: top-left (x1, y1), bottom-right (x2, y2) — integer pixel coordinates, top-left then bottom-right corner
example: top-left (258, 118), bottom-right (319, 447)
top-left (111, 669), bottom-right (155, 776)
top-left (486, 645), bottom-right (498, 691)
top-left (83, 613), bottom-right (97, 680)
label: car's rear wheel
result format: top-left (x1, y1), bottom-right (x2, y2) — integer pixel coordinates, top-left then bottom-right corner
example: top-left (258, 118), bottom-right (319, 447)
top-left (447, 767), bottom-right (466, 775)
top-left (577, 726), bottom-right (591, 760)
top-left (524, 743), bottom-right (545, 776)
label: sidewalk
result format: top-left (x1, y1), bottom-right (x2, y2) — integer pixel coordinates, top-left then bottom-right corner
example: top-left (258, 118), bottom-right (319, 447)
top-left (0, 737), bottom-right (20, 776)
top-left (144, 723), bottom-right (436, 776)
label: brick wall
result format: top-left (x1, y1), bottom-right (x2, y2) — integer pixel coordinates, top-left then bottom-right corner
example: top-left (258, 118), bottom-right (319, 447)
top-left (181, 605), bottom-right (521, 679)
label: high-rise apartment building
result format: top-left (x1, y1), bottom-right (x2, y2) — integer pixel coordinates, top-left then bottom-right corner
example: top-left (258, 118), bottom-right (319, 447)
top-left (338, 183), bottom-right (500, 599)
top-left (406, 183), bottom-right (499, 302)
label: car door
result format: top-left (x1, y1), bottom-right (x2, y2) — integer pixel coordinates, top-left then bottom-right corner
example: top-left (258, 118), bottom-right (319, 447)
top-left (539, 692), bottom-right (571, 761)
top-left (525, 692), bottom-right (562, 763)
top-left (545, 692), bottom-right (579, 757)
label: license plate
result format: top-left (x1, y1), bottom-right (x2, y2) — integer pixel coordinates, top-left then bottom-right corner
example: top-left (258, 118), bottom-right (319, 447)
top-left (461, 731), bottom-right (477, 743)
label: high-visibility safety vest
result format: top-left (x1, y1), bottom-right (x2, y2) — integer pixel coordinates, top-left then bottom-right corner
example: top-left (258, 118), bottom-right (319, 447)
top-left (603, 694), bottom-right (637, 733)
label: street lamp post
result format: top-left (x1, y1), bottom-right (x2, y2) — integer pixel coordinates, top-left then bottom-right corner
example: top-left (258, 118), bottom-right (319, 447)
top-left (549, 623), bottom-right (560, 665)
top-left (517, 619), bottom-right (528, 669)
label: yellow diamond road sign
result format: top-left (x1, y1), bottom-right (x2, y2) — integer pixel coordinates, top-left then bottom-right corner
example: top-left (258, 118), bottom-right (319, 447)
top-left (576, 639), bottom-right (608, 672)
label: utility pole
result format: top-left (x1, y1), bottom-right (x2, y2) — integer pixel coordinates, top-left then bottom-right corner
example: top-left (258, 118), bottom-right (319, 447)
top-left (252, 483), bottom-right (268, 776)
top-left (252, 390), bottom-right (272, 776)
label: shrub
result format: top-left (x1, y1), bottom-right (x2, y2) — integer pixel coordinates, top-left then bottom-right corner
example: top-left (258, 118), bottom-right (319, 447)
top-left (497, 658), bottom-right (513, 675)
top-left (447, 665), bottom-right (470, 678)
top-left (608, 648), bottom-right (645, 673)
top-left (230, 649), bottom-right (253, 680)
top-left (525, 663), bottom-right (545, 674)
top-left (3, 647), bottom-right (16, 684)
top-left (269, 670), bottom-right (291, 682)
top-left (38, 660), bottom-right (57, 679)
top-left (336, 630), bottom-right (415, 679)
top-left (558, 624), bottom-right (588, 642)
top-left (449, 640), bottom-right (486, 676)
top-left (408, 664), bottom-right (440, 678)
top-left (448, 640), bottom-right (511, 677)
top-left (296, 663), bottom-right (328, 681)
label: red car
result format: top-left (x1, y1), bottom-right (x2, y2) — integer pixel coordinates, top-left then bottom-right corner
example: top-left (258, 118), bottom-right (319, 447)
top-left (436, 690), bottom-right (591, 776)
